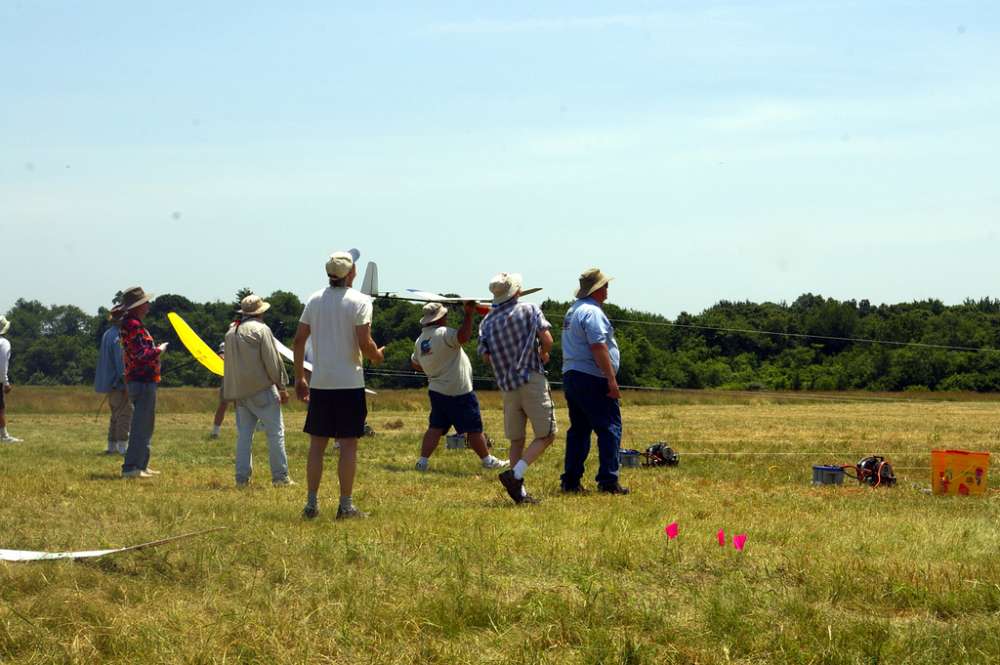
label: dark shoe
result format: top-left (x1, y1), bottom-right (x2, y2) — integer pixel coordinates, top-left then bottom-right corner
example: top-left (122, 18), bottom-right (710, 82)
top-left (599, 483), bottom-right (629, 495)
top-left (498, 469), bottom-right (524, 504)
top-left (336, 505), bottom-right (370, 519)
top-left (301, 505), bottom-right (319, 519)
top-left (560, 483), bottom-right (589, 494)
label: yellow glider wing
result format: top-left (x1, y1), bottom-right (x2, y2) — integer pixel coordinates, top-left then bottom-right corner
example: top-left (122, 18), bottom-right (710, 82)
top-left (167, 312), bottom-right (225, 376)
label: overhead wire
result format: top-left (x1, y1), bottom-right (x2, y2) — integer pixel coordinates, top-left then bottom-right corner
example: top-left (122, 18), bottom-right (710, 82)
top-left (538, 308), bottom-right (995, 353)
top-left (362, 367), bottom-right (1000, 410)
top-left (365, 300), bottom-right (1000, 407)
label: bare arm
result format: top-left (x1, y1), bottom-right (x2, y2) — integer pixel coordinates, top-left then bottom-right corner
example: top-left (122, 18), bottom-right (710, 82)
top-left (537, 329), bottom-right (553, 364)
top-left (355, 323), bottom-right (385, 365)
top-left (590, 342), bottom-right (620, 399)
top-left (411, 361), bottom-right (423, 372)
top-left (456, 301), bottom-right (475, 345)
top-left (293, 322), bottom-right (310, 402)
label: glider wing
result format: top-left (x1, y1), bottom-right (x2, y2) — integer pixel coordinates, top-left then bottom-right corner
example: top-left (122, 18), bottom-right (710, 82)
top-left (274, 338), bottom-right (312, 373)
top-left (273, 338), bottom-right (376, 395)
top-left (167, 312), bottom-right (225, 377)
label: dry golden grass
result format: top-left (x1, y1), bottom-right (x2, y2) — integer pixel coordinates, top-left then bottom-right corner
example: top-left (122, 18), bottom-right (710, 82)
top-left (1, 388), bottom-right (999, 664)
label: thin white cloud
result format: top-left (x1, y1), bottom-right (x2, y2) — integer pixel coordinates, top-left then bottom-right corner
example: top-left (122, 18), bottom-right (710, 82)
top-left (425, 14), bottom-right (664, 35)
top-left (699, 102), bottom-right (810, 133)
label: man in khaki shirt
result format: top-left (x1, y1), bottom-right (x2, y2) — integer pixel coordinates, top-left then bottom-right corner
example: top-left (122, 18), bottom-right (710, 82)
top-left (223, 294), bottom-right (294, 488)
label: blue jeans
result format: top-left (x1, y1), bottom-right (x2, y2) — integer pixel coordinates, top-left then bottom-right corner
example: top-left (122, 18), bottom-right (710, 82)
top-left (122, 381), bottom-right (157, 473)
top-left (234, 385), bottom-right (289, 484)
top-left (561, 370), bottom-right (622, 488)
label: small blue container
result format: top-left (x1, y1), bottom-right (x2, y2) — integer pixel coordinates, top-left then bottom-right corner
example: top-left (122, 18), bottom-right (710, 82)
top-left (812, 465), bottom-right (845, 485)
top-left (619, 451), bottom-right (640, 468)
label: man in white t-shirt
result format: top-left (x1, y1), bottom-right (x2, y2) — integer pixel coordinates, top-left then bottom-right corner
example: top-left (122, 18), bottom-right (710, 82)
top-left (0, 315), bottom-right (22, 443)
top-left (294, 248), bottom-right (384, 520)
top-left (411, 301), bottom-right (508, 472)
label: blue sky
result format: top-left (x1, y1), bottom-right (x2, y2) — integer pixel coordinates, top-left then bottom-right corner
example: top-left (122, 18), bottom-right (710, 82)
top-left (2, 1), bottom-right (997, 321)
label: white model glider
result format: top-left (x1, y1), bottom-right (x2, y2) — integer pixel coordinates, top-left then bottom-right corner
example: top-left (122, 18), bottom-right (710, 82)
top-left (359, 262), bottom-right (541, 310)
top-left (0, 528), bottom-right (227, 562)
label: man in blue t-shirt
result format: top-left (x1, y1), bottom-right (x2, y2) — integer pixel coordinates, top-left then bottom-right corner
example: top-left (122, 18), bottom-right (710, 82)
top-left (94, 305), bottom-right (132, 454)
top-left (560, 268), bottom-right (627, 495)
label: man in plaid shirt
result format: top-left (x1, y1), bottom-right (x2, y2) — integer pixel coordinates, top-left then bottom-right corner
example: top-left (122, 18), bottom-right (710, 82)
top-left (478, 272), bottom-right (557, 504)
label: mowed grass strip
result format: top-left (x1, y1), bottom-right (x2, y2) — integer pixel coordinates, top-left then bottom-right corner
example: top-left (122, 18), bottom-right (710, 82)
top-left (1, 388), bottom-right (999, 664)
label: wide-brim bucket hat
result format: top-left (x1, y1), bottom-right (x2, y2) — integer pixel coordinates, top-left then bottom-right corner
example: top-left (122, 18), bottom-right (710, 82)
top-left (489, 272), bottom-right (522, 305)
top-left (574, 269), bottom-right (613, 299)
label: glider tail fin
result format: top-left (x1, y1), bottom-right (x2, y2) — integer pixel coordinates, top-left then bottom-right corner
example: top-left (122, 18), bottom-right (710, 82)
top-left (361, 261), bottom-right (378, 297)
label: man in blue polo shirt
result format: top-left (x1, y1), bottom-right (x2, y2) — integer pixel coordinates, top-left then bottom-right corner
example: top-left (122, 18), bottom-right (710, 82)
top-left (560, 268), bottom-right (627, 495)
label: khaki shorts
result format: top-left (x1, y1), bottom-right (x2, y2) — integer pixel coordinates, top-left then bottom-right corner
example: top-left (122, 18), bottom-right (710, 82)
top-left (501, 371), bottom-right (558, 441)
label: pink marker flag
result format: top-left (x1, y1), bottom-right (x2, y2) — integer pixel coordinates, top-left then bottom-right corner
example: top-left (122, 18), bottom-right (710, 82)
top-left (665, 522), bottom-right (678, 539)
top-left (733, 534), bottom-right (747, 550)
top-left (717, 529), bottom-right (725, 546)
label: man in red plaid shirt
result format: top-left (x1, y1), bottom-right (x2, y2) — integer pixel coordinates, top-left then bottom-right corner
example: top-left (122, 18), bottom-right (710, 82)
top-left (118, 287), bottom-right (168, 479)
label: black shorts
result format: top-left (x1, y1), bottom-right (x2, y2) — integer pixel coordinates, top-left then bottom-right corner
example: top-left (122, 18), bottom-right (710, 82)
top-left (0, 389), bottom-right (5, 411)
top-left (303, 388), bottom-right (368, 439)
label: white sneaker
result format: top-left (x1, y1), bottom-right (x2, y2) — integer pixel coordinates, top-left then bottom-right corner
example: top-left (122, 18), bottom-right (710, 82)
top-left (1, 435), bottom-right (22, 443)
top-left (121, 469), bottom-right (153, 479)
top-left (143, 468), bottom-right (162, 475)
top-left (481, 455), bottom-right (509, 470)
top-left (272, 477), bottom-right (296, 488)
top-left (415, 460), bottom-right (428, 471)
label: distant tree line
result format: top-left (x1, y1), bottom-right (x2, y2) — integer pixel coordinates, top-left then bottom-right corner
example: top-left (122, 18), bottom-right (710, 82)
top-left (5, 292), bottom-right (1000, 392)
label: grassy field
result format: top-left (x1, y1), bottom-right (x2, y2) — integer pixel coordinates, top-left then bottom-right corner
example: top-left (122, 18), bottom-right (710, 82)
top-left (1, 387), bottom-right (999, 664)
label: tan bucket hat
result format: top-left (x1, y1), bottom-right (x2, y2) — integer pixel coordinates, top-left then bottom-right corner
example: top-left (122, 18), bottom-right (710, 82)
top-left (0, 316), bottom-right (10, 335)
top-left (489, 272), bottom-right (522, 304)
top-left (574, 269), bottom-right (613, 298)
top-left (419, 302), bottom-right (449, 325)
top-left (239, 294), bottom-right (271, 317)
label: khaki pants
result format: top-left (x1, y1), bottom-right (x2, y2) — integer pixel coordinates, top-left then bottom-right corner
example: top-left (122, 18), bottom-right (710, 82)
top-left (107, 387), bottom-right (133, 443)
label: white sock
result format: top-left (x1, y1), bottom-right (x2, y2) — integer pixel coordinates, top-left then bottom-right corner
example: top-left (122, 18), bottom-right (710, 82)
top-left (1, 428), bottom-right (7, 437)
top-left (213, 425), bottom-right (221, 435)
top-left (118, 441), bottom-right (128, 453)
top-left (481, 455), bottom-right (495, 466)
top-left (513, 460), bottom-right (529, 480)
top-left (106, 442), bottom-right (116, 452)
top-left (418, 456), bottom-right (429, 466)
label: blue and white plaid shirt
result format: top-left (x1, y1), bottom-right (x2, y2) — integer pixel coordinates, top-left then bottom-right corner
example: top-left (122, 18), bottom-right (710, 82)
top-left (477, 299), bottom-right (551, 392)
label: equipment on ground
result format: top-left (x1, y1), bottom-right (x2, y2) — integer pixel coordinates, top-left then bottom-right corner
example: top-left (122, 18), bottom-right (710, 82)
top-left (641, 442), bottom-right (680, 467)
top-left (844, 456), bottom-right (896, 488)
